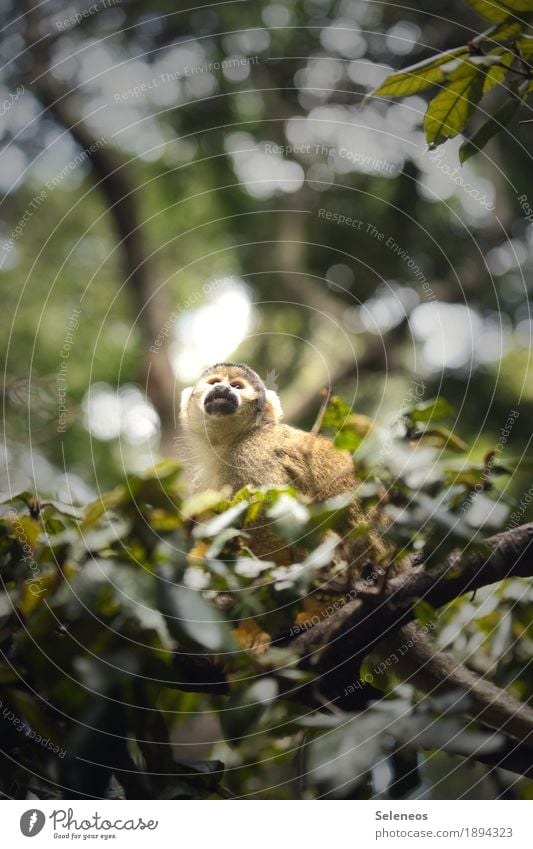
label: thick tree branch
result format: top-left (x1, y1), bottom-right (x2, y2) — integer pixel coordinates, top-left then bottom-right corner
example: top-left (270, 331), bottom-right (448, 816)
top-left (293, 522), bottom-right (533, 673)
top-left (290, 522), bottom-right (533, 742)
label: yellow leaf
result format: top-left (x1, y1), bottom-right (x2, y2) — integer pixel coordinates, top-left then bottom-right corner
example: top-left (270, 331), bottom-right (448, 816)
top-left (187, 541), bottom-right (210, 563)
top-left (467, 0), bottom-right (533, 24)
top-left (295, 597), bottom-right (327, 627)
top-left (233, 618), bottom-right (271, 655)
top-left (7, 514), bottom-right (42, 549)
top-left (424, 62), bottom-right (486, 147)
top-left (148, 508), bottom-right (181, 531)
top-left (483, 52), bottom-right (513, 92)
top-left (20, 568), bottom-right (57, 616)
top-left (82, 487), bottom-right (125, 527)
top-left (346, 413), bottom-right (374, 436)
top-left (369, 48), bottom-right (469, 100)
top-left (181, 487), bottom-right (231, 519)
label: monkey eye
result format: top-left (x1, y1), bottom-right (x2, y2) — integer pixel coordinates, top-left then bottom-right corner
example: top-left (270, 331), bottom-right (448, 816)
top-left (206, 377), bottom-right (221, 385)
top-left (230, 381), bottom-right (244, 389)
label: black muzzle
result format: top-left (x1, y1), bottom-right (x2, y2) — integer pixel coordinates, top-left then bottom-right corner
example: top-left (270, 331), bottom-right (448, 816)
top-left (204, 385), bottom-right (239, 416)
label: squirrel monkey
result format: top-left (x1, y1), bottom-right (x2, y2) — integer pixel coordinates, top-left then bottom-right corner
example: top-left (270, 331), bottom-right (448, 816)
top-left (180, 362), bottom-right (533, 741)
top-left (179, 362), bottom-right (357, 499)
top-left (179, 361), bottom-right (375, 563)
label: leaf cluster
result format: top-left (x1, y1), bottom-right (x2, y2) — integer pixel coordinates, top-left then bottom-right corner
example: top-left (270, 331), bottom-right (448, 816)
top-left (369, 1), bottom-right (533, 160)
top-left (0, 395), bottom-right (530, 798)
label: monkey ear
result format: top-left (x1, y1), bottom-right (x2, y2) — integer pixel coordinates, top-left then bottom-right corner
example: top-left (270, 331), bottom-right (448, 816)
top-left (263, 389), bottom-right (283, 423)
top-left (179, 386), bottom-right (194, 422)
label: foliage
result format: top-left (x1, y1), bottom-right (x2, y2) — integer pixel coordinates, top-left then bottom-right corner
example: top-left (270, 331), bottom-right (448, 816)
top-left (370, 0), bottom-right (533, 159)
top-left (1, 397), bottom-right (531, 799)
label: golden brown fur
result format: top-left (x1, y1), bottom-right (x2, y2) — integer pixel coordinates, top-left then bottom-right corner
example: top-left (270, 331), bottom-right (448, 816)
top-left (180, 362), bottom-right (374, 563)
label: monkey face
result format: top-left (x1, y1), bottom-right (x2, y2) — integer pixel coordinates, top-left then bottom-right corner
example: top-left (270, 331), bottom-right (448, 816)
top-left (182, 364), bottom-right (259, 430)
top-left (180, 362), bottom-right (283, 437)
top-left (201, 366), bottom-right (252, 418)
top-left (203, 381), bottom-right (240, 416)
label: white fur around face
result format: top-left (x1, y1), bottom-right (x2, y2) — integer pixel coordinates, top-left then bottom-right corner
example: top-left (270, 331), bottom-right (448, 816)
top-left (179, 368), bottom-right (284, 492)
top-left (179, 386), bottom-right (193, 420)
top-left (265, 389), bottom-right (283, 422)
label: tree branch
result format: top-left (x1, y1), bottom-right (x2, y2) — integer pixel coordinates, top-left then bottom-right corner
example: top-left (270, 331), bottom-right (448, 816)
top-left (293, 522), bottom-right (533, 673)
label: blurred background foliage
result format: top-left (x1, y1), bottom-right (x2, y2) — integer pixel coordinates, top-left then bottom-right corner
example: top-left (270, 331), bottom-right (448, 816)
top-left (1, 0), bottom-right (533, 799)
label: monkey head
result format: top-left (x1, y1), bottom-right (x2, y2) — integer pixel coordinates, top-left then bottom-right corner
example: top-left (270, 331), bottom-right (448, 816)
top-left (180, 362), bottom-right (283, 439)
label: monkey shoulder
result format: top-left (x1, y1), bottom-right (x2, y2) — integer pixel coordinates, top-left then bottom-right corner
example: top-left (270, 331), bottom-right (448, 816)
top-left (240, 423), bottom-right (355, 498)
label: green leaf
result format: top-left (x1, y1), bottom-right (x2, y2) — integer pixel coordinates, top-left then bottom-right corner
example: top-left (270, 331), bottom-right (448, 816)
top-left (193, 501), bottom-right (249, 539)
top-left (516, 34), bottom-right (533, 59)
top-left (475, 20), bottom-right (525, 42)
top-left (467, 0), bottom-right (533, 24)
top-left (307, 712), bottom-right (391, 794)
top-left (321, 394), bottom-right (352, 429)
top-left (125, 462), bottom-right (183, 509)
top-left (0, 663), bottom-right (18, 684)
top-left (424, 62), bottom-right (487, 148)
top-left (82, 488), bottom-right (126, 527)
top-left (368, 48), bottom-right (469, 99)
top-left (3, 688), bottom-right (62, 744)
top-left (414, 599), bottom-right (438, 627)
top-left (163, 584), bottom-right (234, 651)
top-left (307, 492), bottom-right (354, 536)
top-left (220, 677), bottom-right (278, 743)
top-left (413, 424), bottom-right (469, 452)
top-left (181, 489), bottom-right (230, 519)
top-left (0, 486), bottom-right (33, 505)
top-left (78, 516), bottom-right (131, 552)
top-left (459, 94), bottom-right (523, 161)
top-left (405, 397), bottom-right (454, 423)
top-left (483, 51), bottom-right (514, 92)
top-left (45, 500), bottom-right (85, 519)
top-left (320, 395), bottom-right (371, 451)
